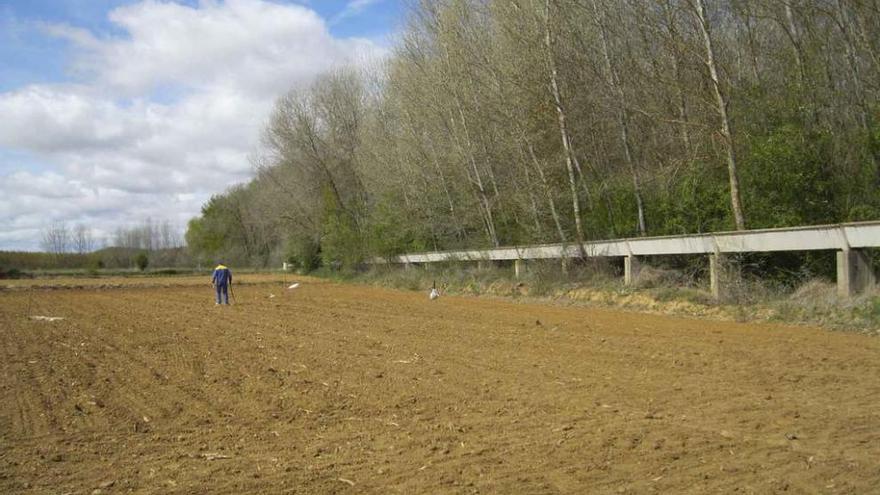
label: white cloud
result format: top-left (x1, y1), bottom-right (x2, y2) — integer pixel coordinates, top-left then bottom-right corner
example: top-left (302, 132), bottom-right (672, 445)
top-left (0, 0), bottom-right (388, 251)
top-left (59, 0), bottom-right (379, 96)
top-left (40, 22), bottom-right (100, 49)
top-left (333, 0), bottom-right (383, 24)
top-left (0, 85), bottom-right (146, 152)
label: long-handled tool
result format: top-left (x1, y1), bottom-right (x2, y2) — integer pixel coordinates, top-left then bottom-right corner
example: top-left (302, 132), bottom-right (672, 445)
top-left (229, 283), bottom-right (237, 304)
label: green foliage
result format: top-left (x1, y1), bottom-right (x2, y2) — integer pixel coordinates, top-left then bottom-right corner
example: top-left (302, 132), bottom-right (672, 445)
top-left (649, 163), bottom-right (731, 235)
top-left (284, 236), bottom-right (321, 273)
top-left (85, 257), bottom-right (104, 277)
top-left (320, 188), bottom-right (363, 270)
top-left (135, 252), bottom-right (149, 271)
top-left (0, 265), bottom-right (28, 279)
top-left (150, 268), bottom-right (182, 275)
top-left (0, 252), bottom-right (56, 270)
top-left (842, 124), bottom-right (880, 221)
top-left (366, 194), bottom-right (429, 259)
top-left (742, 126), bottom-right (836, 228)
top-left (185, 199), bottom-right (230, 261)
top-left (847, 204), bottom-right (880, 222)
top-left (0, 251), bottom-right (93, 270)
top-left (869, 123), bottom-right (880, 160)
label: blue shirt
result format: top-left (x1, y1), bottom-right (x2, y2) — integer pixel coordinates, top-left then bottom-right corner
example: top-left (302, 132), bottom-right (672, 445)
top-left (212, 265), bottom-right (232, 286)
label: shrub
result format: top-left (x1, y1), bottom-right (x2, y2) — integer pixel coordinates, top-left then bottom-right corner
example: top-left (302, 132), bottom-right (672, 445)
top-left (135, 252), bottom-right (149, 271)
top-left (285, 237), bottom-right (322, 273)
top-left (0, 266), bottom-right (29, 279)
top-left (320, 190), bottom-right (364, 271)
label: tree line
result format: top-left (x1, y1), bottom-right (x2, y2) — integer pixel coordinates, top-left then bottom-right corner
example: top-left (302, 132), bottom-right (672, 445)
top-left (0, 219), bottom-right (187, 272)
top-left (39, 218), bottom-right (183, 255)
top-left (186, 0), bottom-right (879, 271)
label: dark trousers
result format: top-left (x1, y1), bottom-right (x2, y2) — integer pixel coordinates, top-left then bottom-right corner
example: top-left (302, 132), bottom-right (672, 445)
top-left (215, 284), bottom-right (229, 304)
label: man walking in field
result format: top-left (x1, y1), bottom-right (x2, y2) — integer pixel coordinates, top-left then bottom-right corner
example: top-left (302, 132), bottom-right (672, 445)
top-left (211, 262), bottom-right (233, 305)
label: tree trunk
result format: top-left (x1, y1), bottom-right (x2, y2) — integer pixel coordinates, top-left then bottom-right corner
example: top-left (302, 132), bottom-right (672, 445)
top-left (594, 0), bottom-right (647, 236)
top-left (525, 138), bottom-right (568, 243)
top-left (694, 0), bottom-right (747, 230)
top-left (833, 0), bottom-right (872, 133)
top-left (662, 0), bottom-right (694, 158)
top-left (437, 41), bottom-right (501, 247)
top-left (545, 0), bottom-right (586, 250)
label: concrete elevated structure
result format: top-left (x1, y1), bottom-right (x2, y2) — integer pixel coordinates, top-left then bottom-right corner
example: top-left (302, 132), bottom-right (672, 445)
top-left (385, 221), bottom-right (879, 299)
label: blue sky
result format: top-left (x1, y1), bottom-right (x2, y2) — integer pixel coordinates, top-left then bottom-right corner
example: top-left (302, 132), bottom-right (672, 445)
top-left (0, 0), bottom-right (403, 251)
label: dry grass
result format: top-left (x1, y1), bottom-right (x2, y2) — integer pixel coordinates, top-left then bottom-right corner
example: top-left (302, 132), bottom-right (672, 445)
top-left (352, 263), bottom-right (880, 334)
top-left (771, 280), bottom-right (880, 332)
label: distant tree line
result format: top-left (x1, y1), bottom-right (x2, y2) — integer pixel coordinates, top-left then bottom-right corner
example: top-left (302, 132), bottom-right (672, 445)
top-left (40, 221), bottom-right (97, 256)
top-left (0, 219), bottom-right (188, 273)
top-left (40, 218), bottom-right (183, 255)
top-left (187, 0), bottom-right (879, 271)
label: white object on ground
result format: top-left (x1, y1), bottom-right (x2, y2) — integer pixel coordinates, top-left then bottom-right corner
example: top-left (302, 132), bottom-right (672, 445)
top-left (268, 294), bottom-right (276, 298)
top-left (288, 283), bottom-right (300, 289)
top-left (30, 316), bottom-right (64, 322)
top-left (429, 288), bottom-right (440, 300)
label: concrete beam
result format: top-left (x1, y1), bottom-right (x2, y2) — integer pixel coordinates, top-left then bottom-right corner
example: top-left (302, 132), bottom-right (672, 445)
top-left (388, 221), bottom-right (880, 264)
top-left (837, 249), bottom-right (875, 298)
top-left (624, 255), bottom-right (640, 286)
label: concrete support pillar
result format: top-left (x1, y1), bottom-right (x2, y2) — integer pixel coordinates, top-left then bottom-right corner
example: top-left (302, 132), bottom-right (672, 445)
top-left (477, 260), bottom-right (487, 271)
top-left (837, 249), bottom-right (875, 298)
top-left (561, 257), bottom-right (569, 275)
top-left (404, 262), bottom-right (413, 271)
top-left (709, 253), bottom-right (724, 300)
top-left (514, 259), bottom-right (524, 279)
top-left (624, 255), bottom-right (641, 286)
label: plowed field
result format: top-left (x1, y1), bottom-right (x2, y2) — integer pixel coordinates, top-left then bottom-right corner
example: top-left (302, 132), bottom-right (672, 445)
top-left (1, 276), bottom-right (879, 494)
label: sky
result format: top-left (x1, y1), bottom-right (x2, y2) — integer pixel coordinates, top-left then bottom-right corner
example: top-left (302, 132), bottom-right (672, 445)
top-left (0, 0), bottom-right (403, 251)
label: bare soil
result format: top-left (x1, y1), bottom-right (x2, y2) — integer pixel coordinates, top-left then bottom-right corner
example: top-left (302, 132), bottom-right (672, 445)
top-left (2, 276), bottom-right (879, 494)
